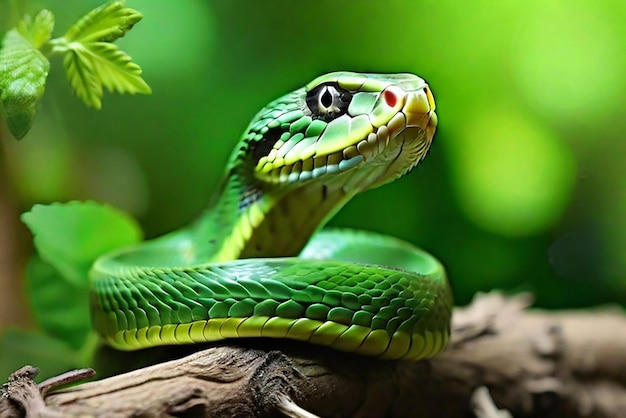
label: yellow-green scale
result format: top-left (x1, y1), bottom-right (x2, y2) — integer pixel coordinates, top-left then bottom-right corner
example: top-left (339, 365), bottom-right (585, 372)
top-left (191, 166), bottom-right (360, 262)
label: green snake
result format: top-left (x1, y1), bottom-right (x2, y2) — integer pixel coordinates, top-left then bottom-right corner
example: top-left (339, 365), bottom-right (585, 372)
top-left (90, 72), bottom-right (452, 361)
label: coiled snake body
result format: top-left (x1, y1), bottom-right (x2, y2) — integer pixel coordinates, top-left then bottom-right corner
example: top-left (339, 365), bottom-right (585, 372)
top-left (90, 72), bottom-right (452, 361)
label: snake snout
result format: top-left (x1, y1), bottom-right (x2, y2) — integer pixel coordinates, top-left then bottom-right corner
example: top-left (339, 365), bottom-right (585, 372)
top-left (361, 84), bottom-right (437, 188)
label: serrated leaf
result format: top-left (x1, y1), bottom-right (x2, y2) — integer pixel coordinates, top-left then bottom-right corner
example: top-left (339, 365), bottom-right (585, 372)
top-left (64, 1), bottom-right (143, 43)
top-left (87, 42), bottom-right (150, 94)
top-left (21, 201), bottom-right (143, 286)
top-left (16, 9), bottom-right (55, 48)
top-left (62, 42), bottom-right (150, 109)
top-left (0, 329), bottom-right (81, 382)
top-left (26, 256), bottom-right (92, 350)
top-left (0, 29), bottom-right (50, 139)
top-left (63, 46), bottom-right (104, 109)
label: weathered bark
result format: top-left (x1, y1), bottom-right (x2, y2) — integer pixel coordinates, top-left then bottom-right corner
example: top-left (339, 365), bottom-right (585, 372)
top-left (2, 292), bottom-right (626, 418)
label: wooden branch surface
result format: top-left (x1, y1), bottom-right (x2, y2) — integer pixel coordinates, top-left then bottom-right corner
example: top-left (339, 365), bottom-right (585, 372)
top-left (2, 293), bottom-right (626, 418)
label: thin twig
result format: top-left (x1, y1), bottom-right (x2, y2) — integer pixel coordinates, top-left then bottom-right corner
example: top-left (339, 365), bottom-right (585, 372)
top-left (38, 368), bottom-right (96, 397)
top-left (471, 386), bottom-right (513, 418)
top-left (276, 393), bottom-right (321, 418)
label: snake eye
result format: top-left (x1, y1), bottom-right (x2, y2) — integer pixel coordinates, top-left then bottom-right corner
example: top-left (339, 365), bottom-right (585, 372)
top-left (306, 83), bottom-right (352, 121)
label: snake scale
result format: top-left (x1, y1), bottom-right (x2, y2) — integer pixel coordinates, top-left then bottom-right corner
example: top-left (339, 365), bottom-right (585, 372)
top-left (90, 72), bottom-right (452, 361)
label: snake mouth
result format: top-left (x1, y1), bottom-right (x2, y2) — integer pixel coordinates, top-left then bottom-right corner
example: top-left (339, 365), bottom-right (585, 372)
top-left (254, 83), bottom-right (437, 185)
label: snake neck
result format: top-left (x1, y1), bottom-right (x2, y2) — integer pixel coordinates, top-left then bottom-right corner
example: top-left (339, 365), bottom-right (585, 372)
top-left (190, 169), bottom-right (356, 262)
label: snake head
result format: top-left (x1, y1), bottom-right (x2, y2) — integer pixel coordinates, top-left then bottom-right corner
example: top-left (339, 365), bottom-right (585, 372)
top-left (240, 72), bottom-right (437, 192)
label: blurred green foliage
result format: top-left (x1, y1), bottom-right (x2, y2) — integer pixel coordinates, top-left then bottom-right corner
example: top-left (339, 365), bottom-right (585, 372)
top-left (21, 201), bottom-right (141, 349)
top-left (2, 0), bottom-right (626, 376)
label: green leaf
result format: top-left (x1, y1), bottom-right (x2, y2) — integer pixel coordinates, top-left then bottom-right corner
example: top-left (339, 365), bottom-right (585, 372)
top-left (21, 201), bottom-right (143, 286)
top-left (0, 29), bottom-right (50, 139)
top-left (63, 47), bottom-right (103, 109)
top-left (47, 1), bottom-right (150, 109)
top-left (0, 329), bottom-right (81, 382)
top-left (88, 42), bottom-right (151, 95)
top-left (63, 1), bottom-right (143, 43)
top-left (16, 9), bottom-right (55, 48)
top-left (63, 42), bottom-right (151, 109)
top-left (26, 256), bottom-right (92, 350)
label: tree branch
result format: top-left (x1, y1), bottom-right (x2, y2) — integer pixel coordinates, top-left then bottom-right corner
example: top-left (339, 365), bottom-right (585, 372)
top-left (2, 292), bottom-right (625, 418)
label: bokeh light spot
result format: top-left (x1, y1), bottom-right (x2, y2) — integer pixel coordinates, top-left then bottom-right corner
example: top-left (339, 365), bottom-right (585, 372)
top-left (449, 107), bottom-right (577, 236)
top-left (511, 3), bottom-right (623, 123)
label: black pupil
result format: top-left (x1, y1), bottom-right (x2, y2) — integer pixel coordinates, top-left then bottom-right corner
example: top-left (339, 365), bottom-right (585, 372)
top-left (305, 82), bottom-right (352, 121)
top-left (320, 89), bottom-right (333, 108)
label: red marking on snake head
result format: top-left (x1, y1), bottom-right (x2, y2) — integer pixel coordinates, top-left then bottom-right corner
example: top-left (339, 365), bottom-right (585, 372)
top-left (384, 90), bottom-right (397, 107)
